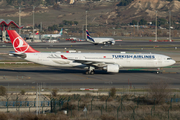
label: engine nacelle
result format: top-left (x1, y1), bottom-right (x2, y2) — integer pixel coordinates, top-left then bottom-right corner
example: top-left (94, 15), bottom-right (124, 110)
top-left (105, 64), bottom-right (119, 73)
top-left (111, 41), bottom-right (115, 45)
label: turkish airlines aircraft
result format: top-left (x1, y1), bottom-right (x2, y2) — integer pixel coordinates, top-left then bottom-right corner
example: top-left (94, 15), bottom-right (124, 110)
top-left (86, 30), bottom-right (115, 45)
top-left (7, 30), bottom-right (176, 74)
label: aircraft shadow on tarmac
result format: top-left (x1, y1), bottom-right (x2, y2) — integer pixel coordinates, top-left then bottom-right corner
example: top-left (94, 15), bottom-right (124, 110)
top-left (0, 68), bottom-right (157, 74)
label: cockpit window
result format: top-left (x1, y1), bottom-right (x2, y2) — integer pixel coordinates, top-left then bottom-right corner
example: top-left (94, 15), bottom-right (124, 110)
top-left (167, 58), bottom-right (172, 60)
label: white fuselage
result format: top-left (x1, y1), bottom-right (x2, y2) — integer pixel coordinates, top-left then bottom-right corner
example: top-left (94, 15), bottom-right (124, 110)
top-left (29, 34), bottom-right (61, 39)
top-left (24, 52), bottom-right (175, 69)
top-left (42, 34), bottom-right (61, 38)
top-left (87, 38), bottom-right (115, 45)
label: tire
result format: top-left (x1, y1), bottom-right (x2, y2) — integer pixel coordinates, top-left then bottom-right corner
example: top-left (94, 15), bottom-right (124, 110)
top-left (90, 71), bottom-right (94, 75)
top-left (86, 71), bottom-right (89, 75)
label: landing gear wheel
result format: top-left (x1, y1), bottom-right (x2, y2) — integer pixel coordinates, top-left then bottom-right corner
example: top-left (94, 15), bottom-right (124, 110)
top-left (156, 68), bottom-right (160, 74)
top-left (85, 70), bottom-right (94, 75)
top-left (86, 71), bottom-right (89, 75)
top-left (90, 71), bottom-right (94, 75)
top-left (86, 66), bottom-right (95, 75)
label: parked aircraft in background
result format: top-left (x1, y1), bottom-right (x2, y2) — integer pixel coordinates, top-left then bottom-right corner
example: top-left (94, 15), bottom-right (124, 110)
top-left (28, 28), bottom-right (63, 40)
top-left (28, 31), bottom-right (40, 39)
top-left (7, 30), bottom-right (176, 75)
top-left (41, 28), bottom-right (63, 39)
top-left (35, 31), bottom-right (39, 35)
top-left (86, 30), bottom-right (115, 45)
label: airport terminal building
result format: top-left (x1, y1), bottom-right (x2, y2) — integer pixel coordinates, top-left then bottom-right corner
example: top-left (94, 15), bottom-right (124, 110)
top-left (0, 19), bottom-right (23, 42)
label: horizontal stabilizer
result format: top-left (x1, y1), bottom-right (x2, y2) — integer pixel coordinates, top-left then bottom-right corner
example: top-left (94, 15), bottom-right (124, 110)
top-left (9, 52), bottom-right (26, 58)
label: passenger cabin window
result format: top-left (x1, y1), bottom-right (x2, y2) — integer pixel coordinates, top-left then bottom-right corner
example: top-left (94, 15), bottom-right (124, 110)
top-left (167, 58), bottom-right (172, 60)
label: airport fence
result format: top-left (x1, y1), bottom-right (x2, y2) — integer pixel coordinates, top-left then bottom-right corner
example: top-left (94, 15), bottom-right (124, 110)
top-left (48, 94), bottom-right (180, 120)
top-left (0, 93), bottom-right (180, 119)
top-left (0, 101), bottom-right (50, 108)
top-left (1, 97), bottom-right (179, 109)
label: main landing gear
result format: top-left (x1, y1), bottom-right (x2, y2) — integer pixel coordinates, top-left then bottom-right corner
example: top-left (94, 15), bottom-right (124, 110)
top-left (86, 66), bottom-right (95, 75)
top-left (86, 70), bottom-right (94, 75)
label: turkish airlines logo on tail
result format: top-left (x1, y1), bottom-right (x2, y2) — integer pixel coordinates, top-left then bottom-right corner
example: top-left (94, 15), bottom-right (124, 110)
top-left (13, 37), bottom-right (29, 52)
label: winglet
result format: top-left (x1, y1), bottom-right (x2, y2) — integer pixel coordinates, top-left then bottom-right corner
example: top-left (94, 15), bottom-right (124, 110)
top-left (61, 55), bottom-right (68, 59)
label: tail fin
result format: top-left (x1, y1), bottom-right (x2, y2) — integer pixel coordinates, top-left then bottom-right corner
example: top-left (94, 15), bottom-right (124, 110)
top-left (59, 28), bottom-right (63, 36)
top-left (7, 30), bottom-right (39, 53)
top-left (86, 30), bottom-right (90, 36)
top-left (86, 30), bottom-right (95, 42)
top-left (35, 31), bottom-right (39, 35)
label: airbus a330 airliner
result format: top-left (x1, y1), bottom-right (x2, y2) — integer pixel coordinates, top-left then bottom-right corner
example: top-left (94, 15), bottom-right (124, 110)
top-left (7, 30), bottom-right (176, 75)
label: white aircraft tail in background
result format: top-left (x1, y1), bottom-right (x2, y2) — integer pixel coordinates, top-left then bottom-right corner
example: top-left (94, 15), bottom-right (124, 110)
top-left (7, 30), bottom-right (176, 75)
top-left (59, 28), bottom-right (63, 36)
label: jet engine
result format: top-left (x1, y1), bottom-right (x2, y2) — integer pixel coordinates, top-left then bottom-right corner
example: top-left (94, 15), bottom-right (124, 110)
top-left (111, 41), bottom-right (115, 45)
top-left (104, 64), bottom-right (119, 73)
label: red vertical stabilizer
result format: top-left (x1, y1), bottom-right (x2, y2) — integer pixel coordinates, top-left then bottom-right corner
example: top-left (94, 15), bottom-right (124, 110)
top-left (7, 30), bottom-right (39, 53)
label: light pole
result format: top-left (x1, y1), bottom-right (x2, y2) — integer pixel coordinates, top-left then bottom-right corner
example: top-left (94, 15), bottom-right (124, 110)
top-left (33, 6), bottom-right (35, 42)
top-left (82, 25), bottom-right (84, 39)
top-left (36, 83), bottom-right (38, 115)
top-left (155, 11), bottom-right (157, 42)
top-left (86, 11), bottom-right (87, 39)
top-left (19, 7), bottom-right (21, 34)
top-left (40, 22), bottom-right (42, 33)
top-left (169, 10), bottom-right (171, 41)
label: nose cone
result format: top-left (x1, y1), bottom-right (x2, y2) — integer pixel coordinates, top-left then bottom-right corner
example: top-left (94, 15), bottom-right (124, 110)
top-left (172, 60), bottom-right (176, 65)
top-left (165, 59), bottom-right (176, 67)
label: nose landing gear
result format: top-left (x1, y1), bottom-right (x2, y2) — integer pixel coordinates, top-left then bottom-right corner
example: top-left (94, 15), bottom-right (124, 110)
top-left (156, 68), bottom-right (161, 74)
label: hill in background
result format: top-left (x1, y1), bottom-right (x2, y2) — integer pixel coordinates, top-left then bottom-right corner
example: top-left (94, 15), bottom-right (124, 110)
top-left (103, 0), bottom-right (180, 25)
top-left (0, 0), bottom-right (180, 36)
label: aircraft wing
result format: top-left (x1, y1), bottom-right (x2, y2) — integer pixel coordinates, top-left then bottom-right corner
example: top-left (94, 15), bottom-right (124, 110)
top-left (61, 55), bottom-right (114, 67)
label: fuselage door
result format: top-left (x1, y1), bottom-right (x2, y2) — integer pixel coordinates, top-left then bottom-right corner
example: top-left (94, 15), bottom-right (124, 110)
top-left (157, 56), bottom-right (162, 66)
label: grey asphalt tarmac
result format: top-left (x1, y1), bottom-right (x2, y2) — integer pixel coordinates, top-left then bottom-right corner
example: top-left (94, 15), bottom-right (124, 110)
top-left (0, 66), bottom-right (180, 89)
top-left (1, 40), bottom-right (180, 49)
top-left (0, 40), bottom-right (180, 89)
